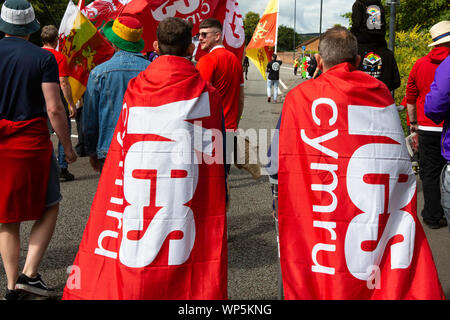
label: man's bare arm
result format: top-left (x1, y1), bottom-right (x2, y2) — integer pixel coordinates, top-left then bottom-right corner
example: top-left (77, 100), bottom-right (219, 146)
top-left (42, 82), bottom-right (77, 164)
top-left (60, 76), bottom-right (76, 118)
top-left (406, 103), bottom-right (418, 133)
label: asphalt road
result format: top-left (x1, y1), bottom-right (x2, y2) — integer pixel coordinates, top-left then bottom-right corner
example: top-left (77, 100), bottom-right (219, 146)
top-left (1, 64), bottom-right (448, 300)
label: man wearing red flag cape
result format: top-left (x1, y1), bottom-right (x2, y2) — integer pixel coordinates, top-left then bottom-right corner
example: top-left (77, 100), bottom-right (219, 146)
top-left (278, 26), bottom-right (445, 299)
top-left (63, 16), bottom-right (227, 300)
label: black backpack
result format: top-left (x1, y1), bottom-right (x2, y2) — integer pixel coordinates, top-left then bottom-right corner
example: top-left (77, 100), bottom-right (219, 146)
top-left (307, 56), bottom-right (317, 75)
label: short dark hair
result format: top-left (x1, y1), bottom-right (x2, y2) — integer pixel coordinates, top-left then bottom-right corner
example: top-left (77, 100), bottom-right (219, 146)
top-left (272, 54), bottom-right (277, 60)
top-left (318, 26), bottom-right (358, 68)
top-left (41, 25), bottom-right (58, 44)
top-left (157, 17), bottom-right (192, 56)
top-left (199, 18), bottom-right (222, 32)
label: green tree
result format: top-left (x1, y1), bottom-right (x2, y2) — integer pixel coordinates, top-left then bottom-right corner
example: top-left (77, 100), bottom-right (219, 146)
top-left (383, 0), bottom-right (449, 32)
top-left (394, 25), bottom-right (432, 134)
top-left (243, 11), bottom-right (260, 46)
top-left (341, 12), bottom-right (352, 28)
top-left (276, 25), bottom-right (301, 52)
top-left (30, 0), bottom-right (70, 27)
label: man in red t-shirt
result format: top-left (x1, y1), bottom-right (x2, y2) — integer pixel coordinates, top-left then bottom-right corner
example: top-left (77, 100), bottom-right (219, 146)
top-left (196, 18), bottom-right (249, 203)
top-left (196, 18), bottom-right (244, 132)
top-left (41, 26), bottom-right (76, 117)
top-left (41, 25), bottom-right (77, 181)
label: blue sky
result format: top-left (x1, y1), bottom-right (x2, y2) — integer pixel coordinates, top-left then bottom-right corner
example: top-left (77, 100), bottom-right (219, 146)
top-left (238, 0), bottom-right (354, 34)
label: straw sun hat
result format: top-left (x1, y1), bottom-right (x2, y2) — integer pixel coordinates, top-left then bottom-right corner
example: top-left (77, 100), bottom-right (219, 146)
top-left (428, 20), bottom-right (450, 47)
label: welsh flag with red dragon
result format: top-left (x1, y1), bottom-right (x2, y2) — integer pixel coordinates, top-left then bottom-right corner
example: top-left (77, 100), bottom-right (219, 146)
top-left (62, 55), bottom-right (227, 299)
top-left (278, 62), bottom-right (445, 300)
top-left (58, 1), bottom-right (115, 104)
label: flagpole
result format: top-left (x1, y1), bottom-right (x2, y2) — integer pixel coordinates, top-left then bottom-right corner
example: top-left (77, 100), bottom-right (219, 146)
top-left (77, 0), bottom-right (85, 10)
top-left (274, 0), bottom-right (279, 54)
top-left (319, 0), bottom-right (323, 35)
top-left (274, 0), bottom-right (282, 299)
top-left (293, 0), bottom-right (296, 60)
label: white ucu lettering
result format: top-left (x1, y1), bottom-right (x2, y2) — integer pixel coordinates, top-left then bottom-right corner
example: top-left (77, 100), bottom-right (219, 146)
top-left (301, 98), bottom-right (339, 275)
top-left (302, 99), bottom-right (416, 279)
top-left (118, 93), bottom-right (213, 268)
top-left (345, 104), bottom-right (416, 282)
top-left (223, 0), bottom-right (245, 49)
top-left (151, 0), bottom-right (200, 21)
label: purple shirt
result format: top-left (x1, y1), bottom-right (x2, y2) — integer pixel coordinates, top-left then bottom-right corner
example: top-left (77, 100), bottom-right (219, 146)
top-left (425, 55), bottom-right (450, 161)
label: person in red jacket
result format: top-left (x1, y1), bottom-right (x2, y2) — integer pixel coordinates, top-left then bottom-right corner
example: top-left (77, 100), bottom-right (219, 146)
top-left (406, 21), bottom-right (450, 229)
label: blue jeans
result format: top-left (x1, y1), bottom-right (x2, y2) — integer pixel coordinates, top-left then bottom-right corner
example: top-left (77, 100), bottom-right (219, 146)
top-left (57, 117), bottom-right (71, 169)
top-left (267, 79), bottom-right (279, 101)
top-left (439, 164), bottom-right (450, 233)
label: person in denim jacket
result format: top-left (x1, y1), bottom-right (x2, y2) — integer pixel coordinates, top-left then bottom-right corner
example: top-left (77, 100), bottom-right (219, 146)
top-left (82, 16), bottom-right (150, 172)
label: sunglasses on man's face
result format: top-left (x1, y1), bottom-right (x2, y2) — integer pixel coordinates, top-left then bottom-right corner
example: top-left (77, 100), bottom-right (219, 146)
top-left (198, 31), bottom-right (217, 38)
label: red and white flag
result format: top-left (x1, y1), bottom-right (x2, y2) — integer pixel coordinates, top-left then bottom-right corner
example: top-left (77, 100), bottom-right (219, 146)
top-left (63, 56), bottom-right (227, 300)
top-left (81, 0), bottom-right (245, 61)
top-left (278, 63), bottom-right (445, 300)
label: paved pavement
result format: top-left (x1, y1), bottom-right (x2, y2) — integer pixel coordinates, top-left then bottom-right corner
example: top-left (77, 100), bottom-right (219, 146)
top-left (0, 64), bottom-right (448, 300)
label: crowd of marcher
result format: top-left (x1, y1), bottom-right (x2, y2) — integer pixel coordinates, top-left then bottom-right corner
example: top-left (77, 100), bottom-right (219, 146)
top-left (0, 0), bottom-right (448, 300)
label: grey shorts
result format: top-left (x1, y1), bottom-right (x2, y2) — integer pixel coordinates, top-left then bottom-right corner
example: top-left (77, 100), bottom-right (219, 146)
top-left (46, 152), bottom-right (62, 207)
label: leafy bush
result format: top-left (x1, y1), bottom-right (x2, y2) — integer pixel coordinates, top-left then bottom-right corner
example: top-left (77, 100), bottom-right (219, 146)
top-left (383, 0), bottom-right (449, 32)
top-left (394, 25), bottom-right (432, 134)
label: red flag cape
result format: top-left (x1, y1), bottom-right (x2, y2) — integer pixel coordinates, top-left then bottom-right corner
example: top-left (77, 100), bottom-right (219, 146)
top-left (63, 56), bottom-right (227, 300)
top-left (0, 118), bottom-right (52, 223)
top-left (278, 63), bottom-right (445, 300)
top-left (82, 0), bottom-right (245, 61)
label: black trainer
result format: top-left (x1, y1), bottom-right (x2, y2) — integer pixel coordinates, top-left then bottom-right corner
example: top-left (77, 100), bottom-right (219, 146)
top-left (424, 220), bottom-right (440, 229)
top-left (15, 273), bottom-right (56, 297)
top-left (60, 168), bottom-right (75, 182)
top-left (3, 289), bottom-right (23, 300)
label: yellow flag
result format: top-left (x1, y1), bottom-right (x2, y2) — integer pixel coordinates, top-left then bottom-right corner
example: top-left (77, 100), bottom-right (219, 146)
top-left (245, 0), bottom-right (279, 80)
